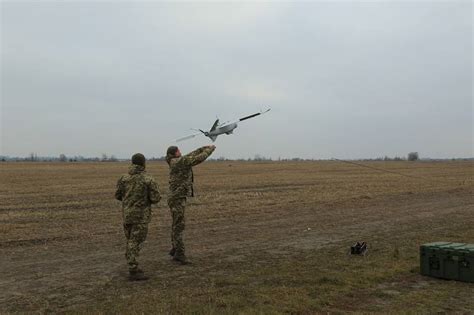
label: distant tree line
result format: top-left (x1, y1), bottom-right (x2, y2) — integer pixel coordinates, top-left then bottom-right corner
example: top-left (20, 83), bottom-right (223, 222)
top-left (0, 154), bottom-right (313, 162)
top-left (1, 151), bottom-right (472, 162)
top-left (371, 152), bottom-right (419, 161)
top-left (0, 153), bottom-right (120, 162)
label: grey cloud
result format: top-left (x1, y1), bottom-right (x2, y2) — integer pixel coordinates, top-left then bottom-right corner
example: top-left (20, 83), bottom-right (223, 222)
top-left (1, 1), bottom-right (472, 159)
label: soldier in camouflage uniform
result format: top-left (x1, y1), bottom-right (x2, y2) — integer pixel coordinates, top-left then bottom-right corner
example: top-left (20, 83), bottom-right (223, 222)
top-left (166, 145), bottom-right (216, 264)
top-left (115, 153), bottom-right (161, 280)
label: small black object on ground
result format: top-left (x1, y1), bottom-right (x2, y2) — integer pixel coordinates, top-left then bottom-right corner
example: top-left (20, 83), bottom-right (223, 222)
top-left (350, 242), bottom-right (368, 256)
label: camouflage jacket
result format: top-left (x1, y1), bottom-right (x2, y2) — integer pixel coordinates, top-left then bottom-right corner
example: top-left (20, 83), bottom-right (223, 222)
top-left (115, 164), bottom-right (161, 224)
top-left (168, 146), bottom-right (215, 200)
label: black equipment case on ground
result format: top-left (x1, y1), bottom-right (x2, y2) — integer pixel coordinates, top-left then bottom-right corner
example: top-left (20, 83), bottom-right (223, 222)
top-left (420, 242), bottom-right (474, 283)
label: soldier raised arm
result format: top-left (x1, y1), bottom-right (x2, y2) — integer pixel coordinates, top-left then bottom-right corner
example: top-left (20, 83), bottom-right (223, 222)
top-left (166, 145), bottom-right (216, 264)
top-left (115, 153), bottom-right (161, 280)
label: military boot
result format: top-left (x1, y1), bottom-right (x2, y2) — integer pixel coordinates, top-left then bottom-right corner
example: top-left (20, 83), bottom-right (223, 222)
top-left (169, 247), bottom-right (176, 257)
top-left (173, 255), bottom-right (191, 265)
top-left (128, 268), bottom-right (149, 281)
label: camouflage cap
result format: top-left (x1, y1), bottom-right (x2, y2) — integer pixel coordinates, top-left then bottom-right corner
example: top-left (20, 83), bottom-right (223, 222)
top-left (131, 153), bottom-right (146, 167)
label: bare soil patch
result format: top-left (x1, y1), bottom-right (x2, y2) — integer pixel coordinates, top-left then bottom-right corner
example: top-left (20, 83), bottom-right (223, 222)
top-left (1, 161), bottom-right (473, 313)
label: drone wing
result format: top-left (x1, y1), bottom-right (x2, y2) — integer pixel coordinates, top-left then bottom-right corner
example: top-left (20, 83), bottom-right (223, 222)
top-left (239, 108), bottom-right (271, 122)
top-left (176, 132), bottom-right (202, 142)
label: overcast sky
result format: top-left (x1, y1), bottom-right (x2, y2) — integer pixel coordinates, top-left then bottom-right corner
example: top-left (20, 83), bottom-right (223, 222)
top-left (1, 1), bottom-right (472, 159)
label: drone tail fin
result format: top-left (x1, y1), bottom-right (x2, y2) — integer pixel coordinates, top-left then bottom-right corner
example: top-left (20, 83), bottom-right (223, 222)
top-left (193, 128), bottom-right (210, 136)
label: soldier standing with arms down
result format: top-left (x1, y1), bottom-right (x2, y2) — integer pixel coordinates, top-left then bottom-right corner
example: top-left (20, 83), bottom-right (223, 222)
top-left (115, 153), bottom-right (161, 281)
top-left (166, 145), bottom-right (216, 264)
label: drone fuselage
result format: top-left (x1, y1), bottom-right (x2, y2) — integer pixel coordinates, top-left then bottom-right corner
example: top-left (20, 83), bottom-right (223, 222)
top-left (209, 122), bottom-right (237, 136)
top-left (204, 122), bottom-right (238, 141)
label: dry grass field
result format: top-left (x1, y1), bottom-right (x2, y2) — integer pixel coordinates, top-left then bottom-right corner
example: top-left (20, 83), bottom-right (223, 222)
top-left (1, 160), bottom-right (473, 313)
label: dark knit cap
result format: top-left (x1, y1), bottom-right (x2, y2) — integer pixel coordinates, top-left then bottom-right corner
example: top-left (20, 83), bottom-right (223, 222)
top-left (166, 146), bottom-right (179, 157)
top-left (131, 153), bottom-right (146, 167)
top-left (166, 146), bottom-right (179, 164)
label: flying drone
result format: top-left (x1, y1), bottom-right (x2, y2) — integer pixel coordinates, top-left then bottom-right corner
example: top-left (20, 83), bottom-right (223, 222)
top-left (176, 108), bottom-right (271, 142)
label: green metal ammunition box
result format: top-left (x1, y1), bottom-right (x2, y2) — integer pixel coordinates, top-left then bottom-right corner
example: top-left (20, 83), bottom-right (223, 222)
top-left (420, 242), bottom-right (474, 283)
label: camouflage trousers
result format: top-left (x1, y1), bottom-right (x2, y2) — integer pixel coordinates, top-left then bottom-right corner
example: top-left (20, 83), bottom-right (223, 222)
top-left (123, 223), bottom-right (149, 271)
top-left (168, 197), bottom-right (186, 259)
